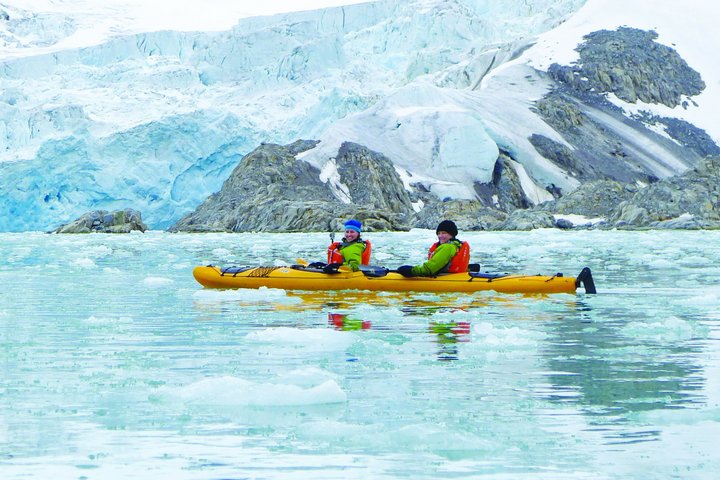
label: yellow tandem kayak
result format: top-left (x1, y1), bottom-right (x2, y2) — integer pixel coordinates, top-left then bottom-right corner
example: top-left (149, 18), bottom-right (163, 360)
top-left (192, 265), bottom-right (596, 295)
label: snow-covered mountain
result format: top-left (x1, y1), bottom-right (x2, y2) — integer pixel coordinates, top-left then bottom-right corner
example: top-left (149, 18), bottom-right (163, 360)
top-left (0, 0), bottom-right (717, 231)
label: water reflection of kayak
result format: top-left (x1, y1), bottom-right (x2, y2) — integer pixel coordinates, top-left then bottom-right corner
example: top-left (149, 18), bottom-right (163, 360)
top-left (192, 264), bottom-right (596, 295)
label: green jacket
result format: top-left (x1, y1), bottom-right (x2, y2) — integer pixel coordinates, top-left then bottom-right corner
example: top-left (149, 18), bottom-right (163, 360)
top-left (338, 239), bottom-right (366, 271)
top-left (410, 239), bottom-right (461, 276)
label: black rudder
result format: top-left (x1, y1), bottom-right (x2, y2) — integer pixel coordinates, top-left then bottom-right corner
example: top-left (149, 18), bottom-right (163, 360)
top-left (576, 267), bottom-right (597, 294)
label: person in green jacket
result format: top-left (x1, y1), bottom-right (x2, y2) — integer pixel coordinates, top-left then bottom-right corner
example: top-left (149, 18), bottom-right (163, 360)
top-left (397, 220), bottom-right (462, 277)
top-left (329, 219), bottom-right (366, 272)
top-left (310, 219), bottom-right (368, 273)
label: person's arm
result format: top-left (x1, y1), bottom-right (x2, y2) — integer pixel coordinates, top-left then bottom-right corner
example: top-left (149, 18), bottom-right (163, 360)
top-left (341, 242), bottom-right (365, 271)
top-left (411, 243), bottom-right (458, 276)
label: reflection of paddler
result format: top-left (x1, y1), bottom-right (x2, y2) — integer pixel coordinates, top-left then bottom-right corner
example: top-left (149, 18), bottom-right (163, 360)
top-left (328, 313), bottom-right (371, 331)
top-left (430, 320), bottom-right (471, 338)
top-left (430, 319), bottom-right (471, 361)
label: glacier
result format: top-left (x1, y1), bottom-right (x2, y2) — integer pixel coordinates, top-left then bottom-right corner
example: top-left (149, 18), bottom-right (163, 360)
top-left (0, 0), bottom-right (717, 231)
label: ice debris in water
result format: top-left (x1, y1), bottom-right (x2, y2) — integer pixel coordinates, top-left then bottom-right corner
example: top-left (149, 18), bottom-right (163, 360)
top-left (192, 286), bottom-right (301, 304)
top-left (619, 315), bottom-right (708, 343)
top-left (245, 327), bottom-right (356, 351)
top-left (168, 375), bottom-right (347, 406)
top-left (142, 276), bottom-right (174, 286)
top-left (74, 258), bottom-right (97, 268)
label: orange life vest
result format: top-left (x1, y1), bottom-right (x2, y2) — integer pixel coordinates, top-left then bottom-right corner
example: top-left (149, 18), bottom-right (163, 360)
top-left (327, 239), bottom-right (372, 265)
top-left (428, 240), bottom-right (470, 273)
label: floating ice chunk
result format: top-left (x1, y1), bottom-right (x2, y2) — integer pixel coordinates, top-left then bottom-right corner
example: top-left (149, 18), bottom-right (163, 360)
top-left (619, 315), bottom-right (708, 343)
top-left (471, 322), bottom-right (544, 347)
top-left (681, 285), bottom-right (720, 308)
top-left (74, 257), bottom-right (97, 268)
top-left (192, 286), bottom-right (301, 304)
top-left (170, 375), bottom-right (346, 406)
top-left (246, 326), bottom-right (355, 351)
top-left (211, 247), bottom-right (232, 258)
top-left (142, 276), bottom-right (174, 287)
top-left (82, 244), bottom-right (114, 257)
top-left (85, 315), bottom-right (133, 324)
top-left (275, 367), bottom-right (341, 388)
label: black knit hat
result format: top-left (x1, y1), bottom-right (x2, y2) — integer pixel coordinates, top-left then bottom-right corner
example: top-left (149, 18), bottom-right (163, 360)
top-left (436, 220), bottom-right (458, 237)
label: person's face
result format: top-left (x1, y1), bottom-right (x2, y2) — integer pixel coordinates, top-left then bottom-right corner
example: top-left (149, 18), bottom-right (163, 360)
top-left (437, 230), bottom-right (452, 244)
top-left (345, 229), bottom-right (359, 241)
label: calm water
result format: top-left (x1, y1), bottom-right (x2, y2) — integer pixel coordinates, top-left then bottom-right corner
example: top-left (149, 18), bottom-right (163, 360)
top-left (1, 230), bottom-right (719, 479)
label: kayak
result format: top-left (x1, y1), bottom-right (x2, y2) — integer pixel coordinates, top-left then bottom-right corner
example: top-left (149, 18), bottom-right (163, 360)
top-left (192, 264), bottom-right (596, 295)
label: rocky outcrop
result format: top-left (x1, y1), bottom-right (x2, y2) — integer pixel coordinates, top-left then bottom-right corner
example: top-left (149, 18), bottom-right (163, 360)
top-left (473, 154), bottom-right (532, 212)
top-left (334, 142), bottom-right (416, 218)
top-left (532, 26), bottom-right (715, 191)
top-left (495, 210), bottom-right (556, 231)
top-left (610, 156), bottom-right (720, 229)
top-left (495, 156), bottom-right (720, 230)
top-left (549, 27), bottom-right (704, 108)
top-left (537, 179), bottom-right (637, 218)
top-left (412, 153), bottom-right (529, 231)
top-left (415, 199), bottom-right (508, 231)
top-left (53, 209), bottom-right (147, 233)
top-left (170, 134), bottom-right (720, 232)
top-left (169, 141), bottom-right (415, 232)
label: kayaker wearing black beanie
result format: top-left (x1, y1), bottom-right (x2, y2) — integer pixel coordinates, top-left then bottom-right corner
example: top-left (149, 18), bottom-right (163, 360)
top-left (397, 220), bottom-right (468, 277)
top-left (436, 220), bottom-right (458, 238)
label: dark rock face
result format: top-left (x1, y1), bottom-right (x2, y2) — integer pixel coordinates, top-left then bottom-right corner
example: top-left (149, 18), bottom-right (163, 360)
top-left (473, 154), bottom-right (531, 213)
top-left (529, 26), bottom-right (717, 209)
top-left (53, 209), bottom-right (147, 233)
top-left (415, 198), bottom-right (507, 231)
top-left (631, 113), bottom-right (720, 158)
top-left (509, 156), bottom-right (720, 231)
top-left (548, 27), bottom-right (704, 108)
top-left (533, 91), bottom-right (696, 184)
top-left (169, 141), bottom-right (414, 232)
top-left (495, 210), bottom-right (555, 231)
top-left (529, 134), bottom-right (604, 181)
top-left (335, 142), bottom-right (415, 217)
top-left (537, 179), bottom-right (637, 217)
top-left (169, 142), bottom-right (334, 232)
top-left (610, 156), bottom-right (720, 228)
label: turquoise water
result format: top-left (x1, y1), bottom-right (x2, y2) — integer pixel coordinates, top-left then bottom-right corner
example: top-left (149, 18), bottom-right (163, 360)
top-left (1, 230), bottom-right (719, 479)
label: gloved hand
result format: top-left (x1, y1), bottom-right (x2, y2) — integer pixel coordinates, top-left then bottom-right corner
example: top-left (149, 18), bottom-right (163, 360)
top-left (323, 262), bottom-right (343, 274)
top-left (308, 261), bottom-right (326, 269)
top-left (396, 265), bottom-right (414, 277)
